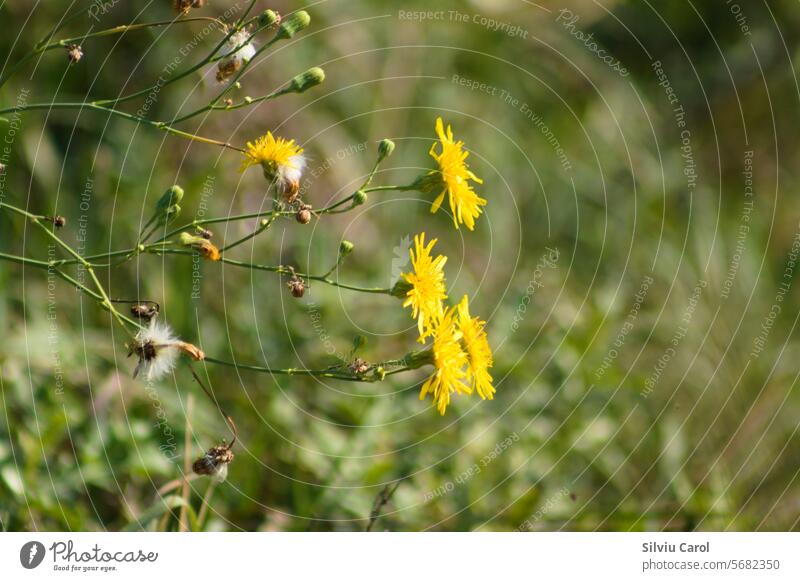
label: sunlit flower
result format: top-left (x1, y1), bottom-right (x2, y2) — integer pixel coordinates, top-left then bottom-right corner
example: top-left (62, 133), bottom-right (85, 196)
top-left (419, 305), bottom-right (469, 415)
top-left (399, 233), bottom-right (447, 341)
top-left (216, 28), bottom-right (257, 82)
top-left (457, 295), bottom-right (495, 400)
top-left (240, 131), bottom-right (306, 197)
top-left (428, 117), bottom-right (486, 230)
top-left (129, 320), bottom-right (204, 381)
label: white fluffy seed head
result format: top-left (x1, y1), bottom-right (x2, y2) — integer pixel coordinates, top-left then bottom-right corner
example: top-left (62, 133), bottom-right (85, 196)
top-left (224, 30), bottom-right (257, 63)
top-left (133, 320), bottom-right (180, 381)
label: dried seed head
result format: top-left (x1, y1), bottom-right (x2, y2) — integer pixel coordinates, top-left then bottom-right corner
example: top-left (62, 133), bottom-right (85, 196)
top-left (216, 58), bottom-right (242, 83)
top-left (52, 215), bottom-right (67, 228)
top-left (173, 0), bottom-right (203, 14)
top-left (296, 204), bottom-right (312, 224)
top-left (176, 341), bottom-right (205, 361)
top-left (287, 275), bottom-right (305, 298)
top-left (193, 444), bottom-right (234, 483)
top-left (349, 358), bottom-right (370, 375)
top-left (130, 303), bottom-right (159, 321)
top-left (66, 44), bottom-right (83, 64)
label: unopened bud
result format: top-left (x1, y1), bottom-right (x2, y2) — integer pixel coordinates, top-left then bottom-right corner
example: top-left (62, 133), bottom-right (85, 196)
top-left (352, 190), bottom-right (368, 206)
top-left (277, 10), bottom-right (311, 39)
top-left (156, 185), bottom-right (184, 212)
top-left (377, 139), bottom-right (395, 162)
top-left (258, 9), bottom-right (280, 28)
top-left (284, 67), bottom-right (325, 94)
top-left (339, 240), bottom-right (354, 257)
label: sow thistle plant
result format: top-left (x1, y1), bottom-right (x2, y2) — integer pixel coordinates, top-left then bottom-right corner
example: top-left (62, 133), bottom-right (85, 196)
top-left (0, 3), bottom-right (497, 493)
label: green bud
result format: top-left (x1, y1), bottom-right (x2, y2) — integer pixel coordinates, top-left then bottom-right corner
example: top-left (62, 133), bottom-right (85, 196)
top-left (375, 366), bottom-right (386, 381)
top-left (339, 240), bottom-right (354, 257)
top-left (285, 67), bottom-right (325, 94)
top-left (277, 10), bottom-right (310, 39)
top-left (156, 185), bottom-right (184, 212)
top-left (179, 232), bottom-right (204, 247)
top-left (377, 139), bottom-right (395, 162)
top-left (390, 279), bottom-right (412, 298)
top-left (258, 9), bottom-right (280, 28)
top-left (158, 204), bottom-right (181, 225)
top-left (352, 190), bottom-right (368, 206)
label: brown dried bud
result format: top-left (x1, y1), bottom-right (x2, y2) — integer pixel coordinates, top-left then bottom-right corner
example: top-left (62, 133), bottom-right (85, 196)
top-left (287, 275), bottom-right (305, 298)
top-left (193, 444), bottom-right (234, 482)
top-left (296, 204), bottom-right (312, 224)
top-left (349, 358), bottom-right (370, 375)
top-left (216, 58), bottom-right (242, 83)
top-left (66, 44), bottom-right (83, 65)
top-left (281, 179), bottom-right (300, 203)
top-left (223, 98), bottom-right (234, 107)
top-left (53, 216), bottom-right (67, 228)
top-left (196, 227), bottom-right (214, 240)
top-left (130, 304), bottom-right (159, 321)
top-left (173, 0), bottom-right (203, 14)
top-left (176, 341), bottom-right (205, 361)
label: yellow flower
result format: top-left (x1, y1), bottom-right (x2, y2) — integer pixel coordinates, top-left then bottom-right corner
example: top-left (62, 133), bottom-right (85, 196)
top-left (457, 295), bottom-right (495, 400)
top-left (419, 305), bottom-right (469, 415)
top-left (401, 233), bottom-right (447, 341)
top-left (240, 132), bottom-right (306, 195)
top-left (428, 117), bottom-right (486, 230)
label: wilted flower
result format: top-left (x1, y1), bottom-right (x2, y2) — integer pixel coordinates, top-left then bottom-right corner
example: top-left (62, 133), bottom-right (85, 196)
top-left (240, 132), bottom-right (306, 196)
top-left (129, 319), bottom-right (204, 381)
top-left (456, 295), bottom-right (495, 400)
top-left (296, 204), bottom-right (312, 224)
top-left (287, 273), bottom-right (305, 298)
top-left (192, 443), bottom-right (234, 483)
top-left (179, 232), bottom-right (221, 261)
top-left (394, 233), bottom-right (447, 342)
top-left (66, 44), bottom-right (83, 64)
top-left (174, 0), bottom-right (206, 15)
top-left (216, 28), bottom-right (257, 82)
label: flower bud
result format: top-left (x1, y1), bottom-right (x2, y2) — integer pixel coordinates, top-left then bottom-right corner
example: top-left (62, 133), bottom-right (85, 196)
top-left (284, 67), bottom-right (325, 94)
top-left (352, 190), bottom-right (368, 206)
top-left (277, 10), bottom-right (311, 39)
top-left (375, 366), bottom-right (386, 381)
top-left (258, 9), bottom-right (280, 28)
top-left (377, 139), bottom-right (395, 162)
top-left (156, 185), bottom-right (184, 212)
top-left (339, 240), bottom-right (354, 257)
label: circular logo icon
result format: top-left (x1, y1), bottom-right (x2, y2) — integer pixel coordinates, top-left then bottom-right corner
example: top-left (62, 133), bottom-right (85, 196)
top-left (19, 541), bottom-right (46, 569)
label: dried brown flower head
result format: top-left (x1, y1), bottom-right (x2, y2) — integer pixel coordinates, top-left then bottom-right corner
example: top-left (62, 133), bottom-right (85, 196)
top-left (350, 358), bottom-right (370, 375)
top-left (295, 204), bottom-right (312, 224)
top-left (193, 443), bottom-right (234, 482)
top-left (66, 44), bottom-right (83, 64)
top-left (287, 274), bottom-right (305, 298)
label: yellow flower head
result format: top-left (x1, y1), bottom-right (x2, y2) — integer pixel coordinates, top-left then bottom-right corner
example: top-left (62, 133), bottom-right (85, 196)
top-left (420, 305), bottom-right (470, 415)
top-left (401, 233), bottom-right (447, 341)
top-left (457, 295), bottom-right (495, 400)
top-left (428, 117), bottom-right (486, 230)
top-left (240, 132), bottom-right (306, 191)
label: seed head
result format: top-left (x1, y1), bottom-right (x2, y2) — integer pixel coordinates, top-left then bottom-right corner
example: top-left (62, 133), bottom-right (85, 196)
top-left (66, 44), bottom-right (83, 65)
top-left (193, 444), bottom-right (234, 483)
top-left (130, 303), bottom-right (159, 321)
top-left (287, 274), bottom-right (305, 298)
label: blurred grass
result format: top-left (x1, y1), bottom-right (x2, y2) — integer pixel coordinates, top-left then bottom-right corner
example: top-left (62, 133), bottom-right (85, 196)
top-left (1, 0), bottom-right (799, 531)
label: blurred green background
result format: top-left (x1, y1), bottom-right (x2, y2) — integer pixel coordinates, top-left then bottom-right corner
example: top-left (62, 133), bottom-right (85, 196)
top-left (1, 0), bottom-right (799, 531)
